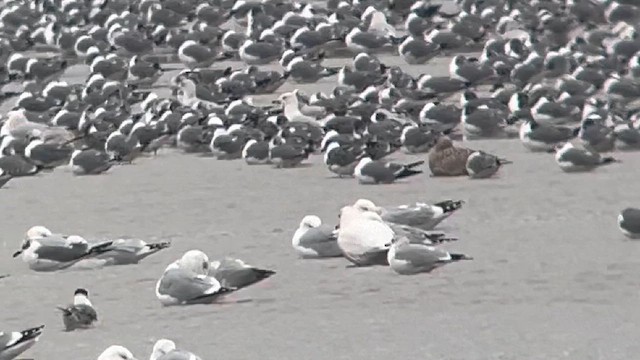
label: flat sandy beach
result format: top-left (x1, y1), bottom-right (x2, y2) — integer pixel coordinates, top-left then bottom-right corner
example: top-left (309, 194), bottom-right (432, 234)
top-left (1, 52), bottom-right (640, 360)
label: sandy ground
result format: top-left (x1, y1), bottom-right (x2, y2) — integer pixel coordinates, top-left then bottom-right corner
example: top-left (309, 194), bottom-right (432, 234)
top-left (1, 53), bottom-right (640, 360)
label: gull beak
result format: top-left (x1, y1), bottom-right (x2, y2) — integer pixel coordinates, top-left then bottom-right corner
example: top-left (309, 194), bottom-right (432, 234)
top-left (12, 250), bottom-right (22, 258)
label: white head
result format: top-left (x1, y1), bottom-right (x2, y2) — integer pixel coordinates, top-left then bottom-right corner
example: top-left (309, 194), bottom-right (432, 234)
top-left (178, 250), bottom-right (210, 275)
top-left (73, 288), bottom-right (93, 307)
top-left (25, 226), bottom-right (52, 240)
top-left (97, 345), bottom-right (137, 360)
top-left (299, 215), bottom-right (322, 229)
top-left (352, 199), bottom-right (382, 214)
top-left (150, 339), bottom-right (176, 360)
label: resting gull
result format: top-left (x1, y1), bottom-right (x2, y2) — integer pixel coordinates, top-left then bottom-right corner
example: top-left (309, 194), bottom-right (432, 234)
top-left (519, 119), bottom-right (579, 152)
top-left (155, 250), bottom-right (233, 306)
top-left (324, 141), bottom-right (362, 177)
top-left (388, 237), bottom-right (472, 275)
top-left (56, 288), bottom-right (98, 331)
top-left (428, 136), bottom-right (473, 176)
top-left (465, 151), bottom-right (512, 179)
top-left (554, 142), bottom-right (619, 172)
top-left (70, 148), bottom-right (116, 175)
top-left (354, 157), bottom-right (424, 184)
top-left (97, 345), bottom-right (137, 360)
top-left (352, 198), bottom-right (464, 230)
top-left (292, 215), bottom-right (342, 258)
top-left (618, 207), bottom-right (640, 239)
top-left (93, 238), bottom-right (171, 266)
top-left (0, 325), bottom-right (44, 360)
top-left (150, 339), bottom-right (202, 360)
top-left (12, 226), bottom-right (115, 272)
top-left (337, 205), bottom-right (393, 266)
top-left (209, 257), bottom-right (276, 290)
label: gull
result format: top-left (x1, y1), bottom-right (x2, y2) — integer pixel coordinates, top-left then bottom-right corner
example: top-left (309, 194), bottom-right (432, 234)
top-left (13, 226), bottom-right (115, 272)
top-left (398, 36), bottom-right (440, 64)
top-left (428, 136), bottom-right (473, 176)
top-left (387, 237), bottom-right (472, 275)
top-left (345, 27), bottom-right (393, 53)
top-left (618, 208), bottom-right (640, 239)
top-left (0, 170), bottom-right (13, 189)
top-left (519, 119), bottom-right (579, 152)
top-left (239, 39), bottom-right (283, 65)
top-left (278, 92), bottom-right (316, 123)
top-left (337, 205), bottom-right (393, 266)
top-left (268, 137), bottom-right (311, 168)
top-left (209, 257), bottom-right (276, 290)
top-left (56, 288), bottom-right (98, 332)
top-left (292, 215), bottom-right (342, 258)
top-left (242, 139), bottom-right (270, 165)
top-left (400, 124), bottom-right (438, 154)
top-left (150, 339), bottom-right (202, 360)
top-left (554, 142), bottom-right (619, 173)
top-left (70, 148), bottom-right (116, 176)
top-left (0, 325), bottom-right (44, 360)
top-left (465, 151), bottom-right (512, 179)
top-left (93, 238), bottom-right (172, 266)
top-left (354, 157), bottom-right (424, 184)
top-left (97, 345), bottom-right (137, 360)
top-left (353, 198), bottom-right (464, 231)
top-left (323, 141), bottom-right (363, 177)
top-left (155, 250), bottom-right (233, 306)
top-left (178, 40), bottom-right (220, 69)
top-left (24, 138), bottom-right (74, 169)
top-left (286, 56), bottom-right (339, 83)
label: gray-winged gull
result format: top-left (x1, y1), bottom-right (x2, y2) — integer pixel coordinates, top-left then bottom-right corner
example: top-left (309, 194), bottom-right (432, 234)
top-left (155, 250), bottom-right (233, 306)
top-left (465, 151), bottom-right (512, 179)
top-left (150, 339), bottom-right (202, 360)
top-left (0, 325), bottom-right (44, 360)
top-left (13, 226), bottom-right (115, 272)
top-left (209, 257), bottom-right (275, 290)
top-left (70, 148), bottom-right (115, 175)
top-left (400, 124), bottom-right (439, 154)
top-left (352, 198), bottom-right (464, 230)
top-left (56, 288), bottom-right (98, 331)
top-left (97, 345), bottom-right (137, 360)
top-left (292, 215), bottom-right (342, 258)
top-left (324, 141), bottom-right (362, 177)
top-left (618, 208), bottom-right (640, 239)
top-left (337, 205), bottom-right (393, 266)
top-left (93, 238), bottom-right (171, 266)
top-left (242, 139), bottom-right (270, 165)
top-left (354, 157), bottom-right (424, 184)
top-left (387, 237), bottom-right (472, 275)
top-left (554, 142), bottom-right (619, 172)
top-left (25, 138), bottom-right (74, 169)
top-left (519, 119), bottom-right (579, 152)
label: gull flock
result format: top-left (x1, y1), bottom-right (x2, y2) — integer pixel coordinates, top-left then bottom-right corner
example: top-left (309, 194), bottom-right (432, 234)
top-left (1, 0), bottom-right (640, 358)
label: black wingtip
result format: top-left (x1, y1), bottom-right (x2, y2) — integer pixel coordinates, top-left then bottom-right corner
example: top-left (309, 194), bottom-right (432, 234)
top-left (395, 168), bottom-right (423, 179)
top-left (147, 241), bottom-right (171, 250)
top-left (433, 200), bottom-right (465, 213)
top-left (405, 160), bottom-right (425, 168)
top-left (449, 253), bottom-right (473, 261)
top-left (602, 157), bottom-right (619, 164)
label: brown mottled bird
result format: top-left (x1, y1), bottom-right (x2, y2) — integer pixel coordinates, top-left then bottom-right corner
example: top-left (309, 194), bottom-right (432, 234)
top-left (428, 136), bottom-right (474, 176)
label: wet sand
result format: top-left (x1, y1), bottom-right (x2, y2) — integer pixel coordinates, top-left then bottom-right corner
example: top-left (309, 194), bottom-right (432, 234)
top-left (1, 54), bottom-right (640, 360)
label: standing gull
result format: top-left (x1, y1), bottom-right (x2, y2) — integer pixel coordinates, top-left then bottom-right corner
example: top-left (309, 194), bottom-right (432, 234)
top-left (12, 226), bottom-right (115, 272)
top-left (0, 325), bottom-right (44, 360)
top-left (292, 215), bottom-right (342, 258)
top-left (354, 157), bottom-right (424, 184)
top-left (387, 237), bottom-right (472, 275)
top-left (209, 257), bottom-right (276, 290)
top-left (56, 288), bottom-right (98, 331)
top-left (155, 250), bottom-right (233, 306)
top-left (618, 208), bottom-right (640, 239)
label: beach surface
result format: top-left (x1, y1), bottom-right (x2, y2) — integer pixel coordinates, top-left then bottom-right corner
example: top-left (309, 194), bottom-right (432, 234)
top-left (1, 53), bottom-right (639, 360)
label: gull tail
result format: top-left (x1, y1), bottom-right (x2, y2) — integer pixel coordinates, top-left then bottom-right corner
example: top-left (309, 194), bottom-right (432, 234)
top-left (433, 200), bottom-right (465, 213)
top-left (87, 241), bottom-right (115, 256)
top-left (252, 268), bottom-right (276, 282)
top-left (601, 157), bottom-right (620, 165)
top-left (388, 35), bottom-right (408, 45)
top-left (56, 306), bottom-right (72, 315)
top-left (498, 158), bottom-right (513, 165)
top-left (449, 253), bottom-right (473, 261)
top-left (426, 233), bottom-right (458, 244)
top-left (405, 160), bottom-right (425, 169)
top-left (321, 67), bottom-right (340, 77)
top-left (146, 241), bottom-right (171, 251)
top-left (394, 167), bottom-right (423, 180)
top-left (189, 286), bottom-right (236, 303)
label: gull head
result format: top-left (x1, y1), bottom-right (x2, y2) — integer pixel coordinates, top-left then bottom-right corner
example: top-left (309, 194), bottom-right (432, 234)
top-left (178, 250), bottom-right (210, 276)
top-left (25, 226), bottom-right (52, 240)
top-left (97, 345), bottom-right (137, 360)
top-left (353, 198), bottom-right (383, 215)
top-left (300, 215), bottom-right (322, 229)
top-left (150, 339), bottom-right (177, 360)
